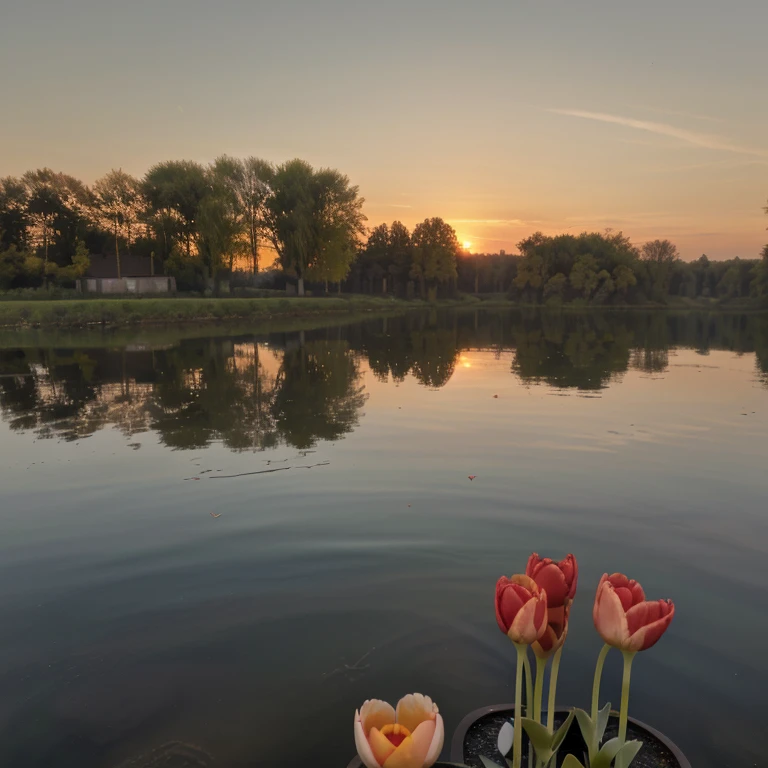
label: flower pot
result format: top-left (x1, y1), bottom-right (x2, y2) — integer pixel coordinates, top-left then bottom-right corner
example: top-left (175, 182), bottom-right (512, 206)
top-left (450, 704), bottom-right (691, 768)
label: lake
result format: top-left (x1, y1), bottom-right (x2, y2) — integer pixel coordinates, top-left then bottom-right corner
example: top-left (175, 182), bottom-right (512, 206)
top-left (1, 309), bottom-right (767, 768)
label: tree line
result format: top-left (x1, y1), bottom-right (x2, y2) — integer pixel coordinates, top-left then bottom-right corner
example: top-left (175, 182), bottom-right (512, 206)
top-left (0, 158), bottom-right (367, 295)
top-left (2, 161), bottom-right (766, 305)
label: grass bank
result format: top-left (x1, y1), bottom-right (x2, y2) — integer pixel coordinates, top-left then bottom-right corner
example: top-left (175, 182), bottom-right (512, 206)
top-left (0, 295), bottom-right (422, 329)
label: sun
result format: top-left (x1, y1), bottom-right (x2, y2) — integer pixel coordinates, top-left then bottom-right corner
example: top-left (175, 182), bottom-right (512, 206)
top-left (462, 241), bottom-right (472, 250)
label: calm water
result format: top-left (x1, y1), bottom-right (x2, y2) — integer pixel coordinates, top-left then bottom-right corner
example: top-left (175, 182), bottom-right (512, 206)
top-left (1, 310), bottom-right (767, 768)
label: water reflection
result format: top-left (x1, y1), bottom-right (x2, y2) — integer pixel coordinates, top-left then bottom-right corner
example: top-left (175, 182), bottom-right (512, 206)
top-left (2, 311), bottom-right (768, 446)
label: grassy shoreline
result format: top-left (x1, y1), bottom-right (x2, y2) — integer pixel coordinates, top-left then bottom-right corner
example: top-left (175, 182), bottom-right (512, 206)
top-left (0, 294), bottom-right (764, 330)
top-left (0, 295), bottom-right (420, 330)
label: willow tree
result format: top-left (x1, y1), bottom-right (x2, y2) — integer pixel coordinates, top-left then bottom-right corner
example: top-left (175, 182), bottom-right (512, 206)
top-left (265, 159), bottom-right (365, 296)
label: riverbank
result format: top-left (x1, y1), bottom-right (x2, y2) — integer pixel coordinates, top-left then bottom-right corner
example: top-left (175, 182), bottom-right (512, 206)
top-left (0, 293), bottom-right (764, 329)
top-left (0, 295), bottom-right (420, 329)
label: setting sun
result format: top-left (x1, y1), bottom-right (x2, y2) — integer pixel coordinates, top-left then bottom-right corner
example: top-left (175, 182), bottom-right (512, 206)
top-left (463, 241), bottom-right (472, 250)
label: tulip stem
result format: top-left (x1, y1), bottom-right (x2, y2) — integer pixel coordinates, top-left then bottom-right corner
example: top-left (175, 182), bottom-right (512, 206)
top-left (616, 651), bottom-right (636, 768)
top-left (546, 646), bottom-right (563, 733)
top-left (522, 653), bottom-right (534, 768)
top-left (533, 656), bottom-right (546, 724)
top-left (511, 642), bottom-right (528, 768)
top-left (590, 643), bottom-right (611, 721)
top-left (522, 652), bottom-right (533, 713)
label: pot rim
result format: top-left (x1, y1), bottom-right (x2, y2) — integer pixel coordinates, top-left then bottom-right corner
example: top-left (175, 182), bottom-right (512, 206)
top-left (449, 703), bottom-right (691, 768)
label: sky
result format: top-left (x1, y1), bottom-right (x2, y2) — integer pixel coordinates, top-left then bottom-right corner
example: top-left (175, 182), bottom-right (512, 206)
top-left (1, 0), bottom-right (767, 260)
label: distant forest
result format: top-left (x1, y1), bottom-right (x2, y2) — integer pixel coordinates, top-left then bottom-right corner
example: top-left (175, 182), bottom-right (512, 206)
top-left (1, 160), bottom-right (767, 306)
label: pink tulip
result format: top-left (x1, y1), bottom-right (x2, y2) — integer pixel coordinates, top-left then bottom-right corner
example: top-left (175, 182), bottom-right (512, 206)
top-left (593, 573), bottom-right (675, 652)
top-left (526, 553), bottom-right (578, 608)
top-left (495, 574), bottom-right (548, 645)
top-left (354, 693), bottom-right (444, 768)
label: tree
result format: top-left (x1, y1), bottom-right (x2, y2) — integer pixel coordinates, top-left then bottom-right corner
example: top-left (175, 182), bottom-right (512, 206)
top-left (0, 177), bottom-right (29, 251)
top-left (569, 254), bottom-right (599, 299)
top-left (409, 217), bottom-right (459, 299)
top-left (142, 160), bottom-right (208, 258)
top-left (21, 169), bottom-right (90, 275)
top-left (360, 222), bottom-right (389, 292)
top-left (211, 155), bottom-right (273, 277)
top-left (388, 221), bottom-right (412, 292)
top-left (92, 170), bottom-right (143, 279)
top-left (752, 245), bottom-right (768, 304)
top-left (543, 272), bottom-right (567, 302)
top-left (641, 239), bottom-right (679, 300)
top-left (613, 264), bottom-right (637, 297)
top-left (196, 169), bottom-right (245, 290)
top-left (266, 160), bottom-right (365, 296)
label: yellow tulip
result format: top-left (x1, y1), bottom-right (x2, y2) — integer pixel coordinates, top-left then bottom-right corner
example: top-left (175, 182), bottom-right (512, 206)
top-left (354, 693), bottom-right (444, 768)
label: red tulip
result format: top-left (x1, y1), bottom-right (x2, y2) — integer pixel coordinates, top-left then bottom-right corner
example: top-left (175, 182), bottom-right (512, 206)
top-left (526, 553), bottom-right (578, 609)
top-left (495, 574), bottom-right (548, 645)
top-left (532, 603), bottom-right (570, 659)
top-left (593, 573), bottom-right (675, 652)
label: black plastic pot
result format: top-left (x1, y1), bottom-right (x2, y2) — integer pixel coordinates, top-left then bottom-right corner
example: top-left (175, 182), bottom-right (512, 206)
top-left (451, 704), bottom-right (691, 768)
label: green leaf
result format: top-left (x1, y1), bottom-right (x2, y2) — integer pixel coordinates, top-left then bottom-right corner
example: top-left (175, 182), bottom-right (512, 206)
top-left (479, 757), bottom-right (505, 768)
top-left (520, 717), bottom-right (554, 762)
top-left (595, 702), bottom-right (611, 744)
top-left (552, 711), bottom-right (575, 752)
top-left (561, 755), bottom-right (587, 768)
top-left (572, 708), bottom-right (595, 750)
top-left (591, 737), bottom-right (625, 768)
top-left (615, 740), bottom-right (643, 767)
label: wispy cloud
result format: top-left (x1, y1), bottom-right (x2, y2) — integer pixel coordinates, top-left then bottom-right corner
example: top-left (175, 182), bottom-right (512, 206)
top-left (388, 203), bottom-right (413, 209)
top-left (626, 105), bottom-right (725, 124)
top-left (549, 108), bottom-right (768, 158)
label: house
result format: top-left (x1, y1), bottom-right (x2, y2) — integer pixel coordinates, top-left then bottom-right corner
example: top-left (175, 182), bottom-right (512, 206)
top-left (77, 253), bottom-right (176, 295)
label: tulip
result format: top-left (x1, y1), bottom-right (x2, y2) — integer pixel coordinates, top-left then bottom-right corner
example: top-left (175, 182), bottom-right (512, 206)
top-left (591, 573), bottom-right (675, 768)
top-left (495, 574), bottom-right (549, 768)
top-left (495, 574), bottom-right (548, 645)
top-left (532, 605), bottom-right (569, 660)
top-left (526, 553), bottom-right (578, 609)
top-left (593, 573), bottom-right (674, 652)
top-left (354, 693), bottom-right (443, 768)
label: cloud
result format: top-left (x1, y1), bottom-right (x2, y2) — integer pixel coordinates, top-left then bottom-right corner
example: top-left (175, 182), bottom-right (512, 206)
top-left (627, 105), bottom-right (725, 124)
top-left (388, 203), bottom-right (413, 209)
top-left (549, 108), bottom-right (768, 158)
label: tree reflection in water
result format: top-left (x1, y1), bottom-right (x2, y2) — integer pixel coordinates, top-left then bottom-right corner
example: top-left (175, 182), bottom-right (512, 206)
top-left (2, 310), bottom-right (768, 447)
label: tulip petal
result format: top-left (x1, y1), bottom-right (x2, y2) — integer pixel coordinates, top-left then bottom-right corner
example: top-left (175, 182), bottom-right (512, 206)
top-left (355, 719), bottom-right (383, 768)
top-left (532, 563), bottom-right (569, 608)
top-left (423, 713), bottom-right (444, 767)
top-left (594, 582), bottom-right (630, 648)
top-left (510, 573), bottom-right (539, 592)
top-left (382, 735), bottom-right (418, 768)
top-left (509, 590), bottom-right (548, 644)
top-left (410, 719), bottom-right (437, 766)
top-left (396, 693), bottom-right (436, 733)
top-left (561, 554), bottom-right (578, 600)
top-left (496, 578), bottom-right (525, 633)
top-left (526, 553), bottom-right (544, 578)
top-left (593, 574), bottom-right (609, 625)
top-left (626, 600), bottom-right (675, 651)
top-left (368, 727), bottom-right (399, 767)
top-left (360, 699), bottom-right (396, 736)
top-left (613, 587), bottom-right (634, 612)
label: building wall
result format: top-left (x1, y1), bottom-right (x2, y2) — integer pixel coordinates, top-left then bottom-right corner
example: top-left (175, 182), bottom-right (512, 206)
top-left (78, 277), bottom-right (177, 294)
